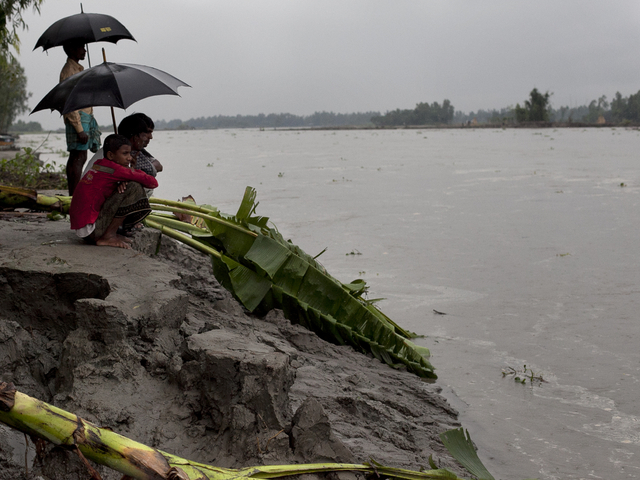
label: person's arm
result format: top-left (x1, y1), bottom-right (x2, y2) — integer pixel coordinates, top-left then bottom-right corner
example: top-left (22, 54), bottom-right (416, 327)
top-left (141, 149), bottom-right (163, 173)
top-left (113, 164), bottom-right (159, 190)
top-left (64, 112), bottom-right (88, 143)
top-left (60, 60), bottom-right (89, 143)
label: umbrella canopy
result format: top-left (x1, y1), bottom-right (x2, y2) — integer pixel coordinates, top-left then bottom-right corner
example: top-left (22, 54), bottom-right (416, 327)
top-left (31, 62), bottom-right (190, 115)
top-left (34, 12), bottom-right (135, 51)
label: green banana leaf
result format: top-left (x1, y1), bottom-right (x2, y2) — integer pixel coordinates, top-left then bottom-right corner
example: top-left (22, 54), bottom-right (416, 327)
top-left (147, 187), bottom-right (435, 378)
top-left (439, 428), bottom-right (495, 480)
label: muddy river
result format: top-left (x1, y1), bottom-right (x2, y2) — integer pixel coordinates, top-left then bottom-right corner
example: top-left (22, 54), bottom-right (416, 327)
top-left (33, 126), bottom-right (640, 479)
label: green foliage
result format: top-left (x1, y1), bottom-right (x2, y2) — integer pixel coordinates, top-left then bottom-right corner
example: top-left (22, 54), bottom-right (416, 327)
top-left (0, 0), bottom-right (44, 54)
top-left (0, 53), bottom-right (29, 132)
top-left (371, 100), bottom-right (454, 126)
top-left (515, 88), bottom-right (551, 122)
top-left (0, 146), bottom-right (67, 189)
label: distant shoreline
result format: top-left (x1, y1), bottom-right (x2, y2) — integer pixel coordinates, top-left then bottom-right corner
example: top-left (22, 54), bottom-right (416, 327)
top-left (275, 122), bottom-right (638, 131)
top-left (10, 122), bottom-right (638, 136)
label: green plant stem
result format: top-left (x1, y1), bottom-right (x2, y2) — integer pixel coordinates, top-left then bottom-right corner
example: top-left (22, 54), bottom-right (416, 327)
top-left (145, 218), bottom-right (222, 259)
top-left (149, 197), bottom-right (218, 215)
top-left (0, 382), bottom-right (467, 480)
top-left (149, 204), bottom-right (257, 237)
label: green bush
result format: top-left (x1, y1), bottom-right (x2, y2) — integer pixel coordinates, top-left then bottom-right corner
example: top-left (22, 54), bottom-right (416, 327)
top-left (0, 147), bottom-right (67, 189)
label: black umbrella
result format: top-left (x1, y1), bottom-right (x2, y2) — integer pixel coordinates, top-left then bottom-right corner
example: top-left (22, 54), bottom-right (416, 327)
top-left (31, 61), bottom-right (190, 132)
top-left (32, 62), bottom-right (190, 115)
top-left (34, 12), bottom-right (135, 51)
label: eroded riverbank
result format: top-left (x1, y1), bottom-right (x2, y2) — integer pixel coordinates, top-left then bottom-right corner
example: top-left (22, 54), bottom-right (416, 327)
top-left (0, 219), bottom-right (467, 480)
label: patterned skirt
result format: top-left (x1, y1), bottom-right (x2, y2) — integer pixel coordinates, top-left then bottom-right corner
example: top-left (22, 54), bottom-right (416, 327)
top-left (92, 182), bottom-right (151, 239)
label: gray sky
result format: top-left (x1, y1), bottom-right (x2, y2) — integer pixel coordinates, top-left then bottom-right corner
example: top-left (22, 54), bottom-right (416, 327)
top-left (13, 0), bottom-right (640, 130)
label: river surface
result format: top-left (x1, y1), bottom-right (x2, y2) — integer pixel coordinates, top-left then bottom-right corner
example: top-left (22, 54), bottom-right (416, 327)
top-left (32, 127), bottom-right (640, 479)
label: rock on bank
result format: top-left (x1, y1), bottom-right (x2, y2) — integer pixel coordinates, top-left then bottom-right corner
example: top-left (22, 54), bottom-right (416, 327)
top-left (0, 219), bottom-right (465, 480)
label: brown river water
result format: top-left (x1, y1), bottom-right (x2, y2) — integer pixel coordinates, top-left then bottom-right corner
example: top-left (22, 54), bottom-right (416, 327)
top-left (32, 126), bottom-right (640, 479)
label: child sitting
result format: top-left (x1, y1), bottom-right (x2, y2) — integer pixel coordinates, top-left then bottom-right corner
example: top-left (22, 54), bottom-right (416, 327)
top-left (70, 134), bottom-right (159, 249)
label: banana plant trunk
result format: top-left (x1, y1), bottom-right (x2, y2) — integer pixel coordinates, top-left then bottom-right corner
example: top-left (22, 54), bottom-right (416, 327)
top-left (0, 382), bottom-right (467, 480)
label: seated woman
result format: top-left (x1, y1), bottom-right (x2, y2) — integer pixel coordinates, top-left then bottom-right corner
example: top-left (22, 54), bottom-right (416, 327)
top-left (127, 113), bottom-right (163, 176)
top-left (70, 134), bottom-right (158, 249)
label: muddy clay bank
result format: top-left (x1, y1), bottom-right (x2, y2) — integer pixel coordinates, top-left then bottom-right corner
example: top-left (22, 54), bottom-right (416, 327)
top-left (0, 219), bottom-right (466, 480)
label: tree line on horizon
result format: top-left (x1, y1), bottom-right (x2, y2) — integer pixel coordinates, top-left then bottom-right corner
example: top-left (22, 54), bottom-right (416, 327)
top-left (455, 89), bottom-right (640, 126)
top-left (9, 89), bottom-right (640, 134)
top-left (150, 90), bottom-right (640, 130)
top-left (153, 111), bottom-right (381, 131)
top-left (370, 99), bottom-right (454, 127)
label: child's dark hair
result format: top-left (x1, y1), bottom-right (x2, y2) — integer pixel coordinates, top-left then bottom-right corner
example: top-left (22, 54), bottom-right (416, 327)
top-left (103, 134), bottom-right (131, 155)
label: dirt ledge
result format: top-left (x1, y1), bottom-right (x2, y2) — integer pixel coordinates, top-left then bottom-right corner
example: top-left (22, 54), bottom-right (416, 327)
top-left (0, 219), bottom-right (465, 480)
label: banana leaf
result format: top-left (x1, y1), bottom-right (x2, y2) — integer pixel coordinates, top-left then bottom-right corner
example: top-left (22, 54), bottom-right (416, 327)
top-left (439, 428), bottom-right (495, 480)
top-left (0, 382), bottom-right (471, 480)
top-left (147, 194), bottom-right (434, 378)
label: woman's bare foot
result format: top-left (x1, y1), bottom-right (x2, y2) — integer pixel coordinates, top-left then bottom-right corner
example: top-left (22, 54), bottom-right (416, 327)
top-left (96, 236), bottom-right (132, 249)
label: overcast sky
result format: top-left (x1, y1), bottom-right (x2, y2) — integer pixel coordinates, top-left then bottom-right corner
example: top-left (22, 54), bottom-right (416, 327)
top-left (12, 0), bottom-right (640, 130)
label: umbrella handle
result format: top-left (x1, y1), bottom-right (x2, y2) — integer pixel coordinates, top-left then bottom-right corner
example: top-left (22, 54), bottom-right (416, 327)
top-left (102, 48), bottom-right (118, 134)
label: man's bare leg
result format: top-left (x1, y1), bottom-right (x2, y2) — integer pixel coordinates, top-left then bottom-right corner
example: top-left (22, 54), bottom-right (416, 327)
top-left (67, 150), bottom-right (87, 196)
top-left (95, 216), bottom-right (131, 249)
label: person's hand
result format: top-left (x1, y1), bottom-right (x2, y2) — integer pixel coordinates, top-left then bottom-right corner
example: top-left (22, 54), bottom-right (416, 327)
top-left (77, 131), bottom-right (89, 144)
top-left (117, 182), bottom-right (128, 194)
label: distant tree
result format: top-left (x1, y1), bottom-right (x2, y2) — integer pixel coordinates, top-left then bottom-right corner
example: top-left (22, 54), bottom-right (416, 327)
top-left (610, 92), bottom-right (626, 122)
top-left (609, 91), bottom-right (640, 123)
top-left (371, 100), bottom-right (454, 126)
top-left (8, 119), bottom-right (41, 132)
top-left (582, 95), bottom-right (609, 123)
top-left (625, 91), bottom-right (640, 122)
top-left (0, 1), bottom-right (42, 131)
top-left (515, 88), bottom-right (552, 122)
top-left (0, 54), bottom-right (29, 132)
top-left (557, 106), bottom-right (569, 122)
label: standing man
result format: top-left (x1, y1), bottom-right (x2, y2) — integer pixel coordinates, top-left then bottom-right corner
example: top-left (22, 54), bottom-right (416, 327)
top-left (60, 39), bottom-right (101, 195)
